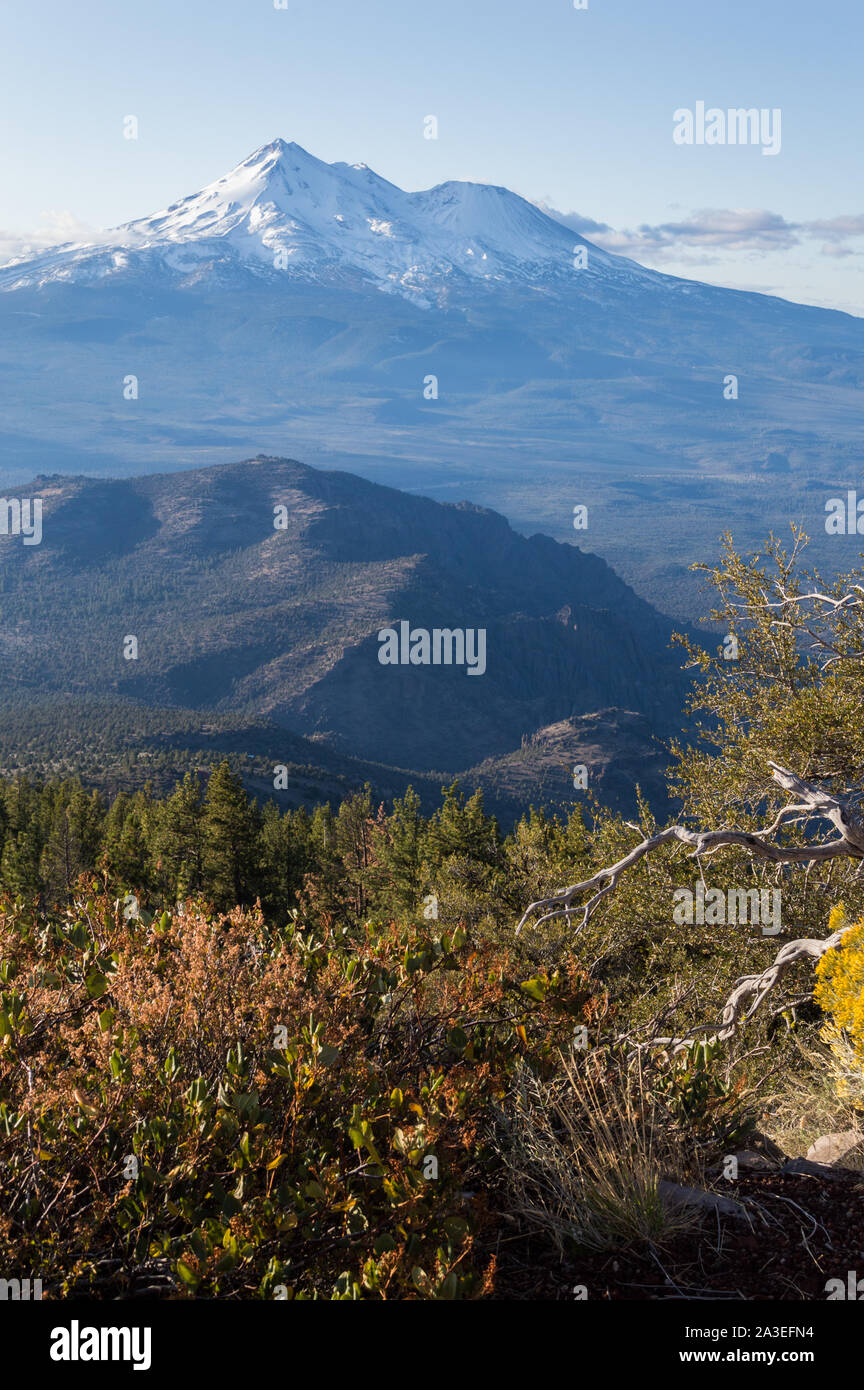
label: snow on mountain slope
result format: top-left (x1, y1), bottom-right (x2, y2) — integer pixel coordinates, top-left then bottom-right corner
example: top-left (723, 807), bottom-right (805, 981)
top-left (0, 138), bottom-right (657, 301)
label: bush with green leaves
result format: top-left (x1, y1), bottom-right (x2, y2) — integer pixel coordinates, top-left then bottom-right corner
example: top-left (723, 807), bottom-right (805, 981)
top-left (0, 882), bottom-right (601, 1299)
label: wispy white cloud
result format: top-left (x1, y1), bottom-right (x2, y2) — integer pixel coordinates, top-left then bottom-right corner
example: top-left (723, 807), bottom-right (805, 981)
top-left (537, 201), bottom-right (864, 264)
top-left (0, 211), bottom-right (108, 267)
top-left (806, 213), bottom-right (864, 242)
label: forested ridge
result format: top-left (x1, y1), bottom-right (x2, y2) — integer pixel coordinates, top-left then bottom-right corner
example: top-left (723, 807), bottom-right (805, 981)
top-left (0, 457), bottom-right (687, 801)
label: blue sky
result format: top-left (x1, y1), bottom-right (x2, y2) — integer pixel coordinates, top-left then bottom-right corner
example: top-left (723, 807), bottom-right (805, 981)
top-left (1, 0), bottom-right (861, 311)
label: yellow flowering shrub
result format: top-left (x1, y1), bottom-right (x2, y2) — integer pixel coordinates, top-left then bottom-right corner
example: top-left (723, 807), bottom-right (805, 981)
top-left (814, 904), bottom-right (864, 1102)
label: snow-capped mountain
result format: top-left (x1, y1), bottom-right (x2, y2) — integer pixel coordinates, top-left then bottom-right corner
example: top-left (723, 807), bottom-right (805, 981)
top-left (0, 139), bottom-right (861, 622)
top-left (0, 137), bottom-right (651, 301)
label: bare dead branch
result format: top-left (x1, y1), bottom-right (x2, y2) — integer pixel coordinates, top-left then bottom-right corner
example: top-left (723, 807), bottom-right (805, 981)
top-left (516, 763), bottom-right (863, 936)
top-left (517, 761), bottom-right (864, 1054)
top-left (651, 917), bottom-right (853, 1052)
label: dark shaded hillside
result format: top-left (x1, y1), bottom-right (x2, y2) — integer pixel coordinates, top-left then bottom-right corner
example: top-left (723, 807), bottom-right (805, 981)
top-left (0, 455), bottom-right (690, 805)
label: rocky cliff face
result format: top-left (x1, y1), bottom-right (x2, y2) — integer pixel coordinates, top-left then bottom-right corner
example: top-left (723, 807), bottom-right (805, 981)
top-left (466, 709), bottom-right (673, 819)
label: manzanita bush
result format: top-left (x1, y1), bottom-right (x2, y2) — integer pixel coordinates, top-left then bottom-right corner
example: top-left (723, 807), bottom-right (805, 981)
top-left (0, 881), bottom-right (603, 1299)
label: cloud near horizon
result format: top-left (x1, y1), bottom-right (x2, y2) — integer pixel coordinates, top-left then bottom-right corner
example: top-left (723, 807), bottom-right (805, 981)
top-left (539, 203), bottom-right (864, 265)
top-left (0, 211), bottom-right (109, 267)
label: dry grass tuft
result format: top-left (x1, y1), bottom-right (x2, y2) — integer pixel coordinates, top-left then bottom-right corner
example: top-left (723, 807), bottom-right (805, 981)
top-left (497, 1052), bottom-right (702, 1254)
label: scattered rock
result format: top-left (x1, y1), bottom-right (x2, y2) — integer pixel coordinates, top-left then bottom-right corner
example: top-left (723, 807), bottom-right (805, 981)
top-left (806, 1131), bottom-right (863, 1167)
top-left (658, 1179), bottom-right (748, 1218)
top-left (734, 1150), bottom-right (779, 1172)
top-left (708, 1150), bottom-right (778, 1179)
top-left (781, 1157), bottom-right (850, 1181)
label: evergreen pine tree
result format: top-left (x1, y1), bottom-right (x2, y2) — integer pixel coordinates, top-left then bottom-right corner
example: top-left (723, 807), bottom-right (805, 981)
top-left (202, 762), bottom-right (259, 908)
top-left (154, 772), bottom-right (206, 899)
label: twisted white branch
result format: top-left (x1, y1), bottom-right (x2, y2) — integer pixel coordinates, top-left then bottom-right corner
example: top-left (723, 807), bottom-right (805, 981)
top-left (516, 763), bottom-right (863, 936)
top-left (516, 762), bottom-right (864, 1049)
